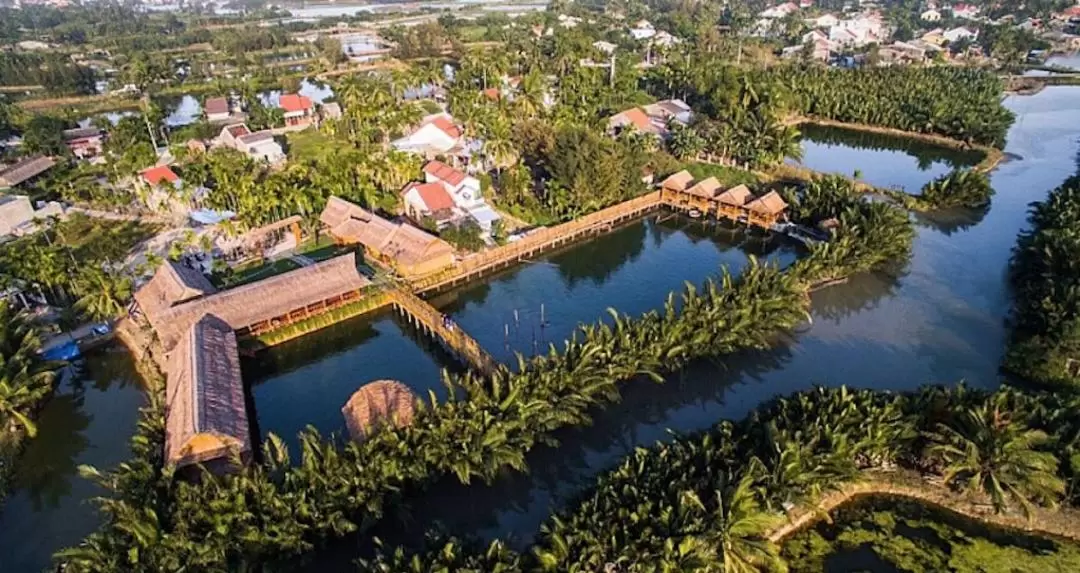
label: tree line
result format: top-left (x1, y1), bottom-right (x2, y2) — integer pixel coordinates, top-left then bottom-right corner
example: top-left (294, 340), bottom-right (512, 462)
top-left (361, 382), bottom-right (1080, 570)
top-left (1006, 175), bottom-right (1080, 387)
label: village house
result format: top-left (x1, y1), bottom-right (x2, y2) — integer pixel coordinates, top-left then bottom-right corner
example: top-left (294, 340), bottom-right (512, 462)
top-left (806, 14), bottom-right (839, 28)
top-left (392, 113), bottom-right (466, 163)
top-left (320, 196), bottom-right (455, 278)
top-left (422, 160), bottom-right (501, 232)
top-left (279, 93), bottom-right (315, 128)
top-left (629, 20), bottom-right (656, 40)
top-left (139, 165), bottom-right (186, 213)
top-left (401, 181), bottom-right (457, 226)
top-left (879, 41), bottom-right (932, 64)
top-left (62, 127), bottom-right (105, 159)
top-left (0, 155), bottom-right (56, 190)
top-left (760, 2), bottom-right (800, 19)
top-left (921, 9), bottom-right (942, 22)
top-left (608, 99), bottom-right (693, 139)
top-left (943, 26), bottom-right (978, 44)
top-left (203, 96), bottom-right (232, 123)
top-left (828, 13), bottom-right (886, 47)
top-left (218, 124), bottom-right (285, 163)
top-left (593, 40), bottom-right (618, 55)
top-left (949, 3), bottom-right (980, 19)
top-left (0, 194), bottom-right (63, 237)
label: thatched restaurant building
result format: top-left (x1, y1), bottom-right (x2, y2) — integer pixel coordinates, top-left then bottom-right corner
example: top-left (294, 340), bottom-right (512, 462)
top-left (320, 196), bottom-right (455, 279)
top-left (133, 254), bottom-right (373, 468)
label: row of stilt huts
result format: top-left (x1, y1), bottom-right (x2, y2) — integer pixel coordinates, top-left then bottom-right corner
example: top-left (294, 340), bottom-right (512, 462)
top-left (659, 170), bottom-right (790, 229)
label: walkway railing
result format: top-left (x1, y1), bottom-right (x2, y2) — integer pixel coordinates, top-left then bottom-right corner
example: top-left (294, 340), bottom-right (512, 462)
top-left (412, 191), bottom-right (663, 294)
top-left (387, 287), bottom-right (499, 375)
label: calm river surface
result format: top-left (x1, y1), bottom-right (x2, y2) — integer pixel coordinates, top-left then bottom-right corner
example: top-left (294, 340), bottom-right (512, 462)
top-left (3, 87), bottom-right (1079, 571)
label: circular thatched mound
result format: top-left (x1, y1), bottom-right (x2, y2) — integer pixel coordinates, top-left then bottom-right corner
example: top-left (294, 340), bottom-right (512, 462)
top-left (341, 380), bottom-right (416, 442)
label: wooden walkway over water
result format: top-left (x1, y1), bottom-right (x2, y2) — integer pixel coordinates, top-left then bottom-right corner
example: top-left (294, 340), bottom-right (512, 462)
top-left (387, 287), bottom-right (499, 375)
top-left (412, 192), bottom-right (663, 295)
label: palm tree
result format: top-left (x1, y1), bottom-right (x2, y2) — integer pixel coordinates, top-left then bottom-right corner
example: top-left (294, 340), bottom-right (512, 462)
top-left (682, 473), bottom-right (787, 573)
top-left (0, 302), bottom-right (56, 439)
top-left (925, 399), bottom-right (1066, 518)
top-left (74, 266), bottom-right (133, 321)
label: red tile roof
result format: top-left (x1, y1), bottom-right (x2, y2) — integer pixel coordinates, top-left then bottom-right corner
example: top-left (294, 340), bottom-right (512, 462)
top-left (279, 93), bottom-right (313, 113)
top-left (482, 87), bottom-right (501, 101)
top-left (226, 124), bottom-right (251, 138)
top-left (403, 181), bottom-right (456, 212)
top-left (204, 96), bottom-right (229, 115)
top-left (425, 116), bottom-right (462, 139)
top-left (622, 107), bottom-right (653, 131)
top-left (422, 160), bottom-right (466, 186)
top-left (142, 165), bottom-right (180, 186)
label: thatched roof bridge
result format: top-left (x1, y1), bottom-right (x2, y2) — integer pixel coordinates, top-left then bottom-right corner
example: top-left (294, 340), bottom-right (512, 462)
top-left (134, 254), bottom-right (372, 469)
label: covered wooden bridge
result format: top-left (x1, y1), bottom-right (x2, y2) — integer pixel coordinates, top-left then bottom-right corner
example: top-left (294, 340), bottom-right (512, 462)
top-left (659, 170), bottom-right (789, 229)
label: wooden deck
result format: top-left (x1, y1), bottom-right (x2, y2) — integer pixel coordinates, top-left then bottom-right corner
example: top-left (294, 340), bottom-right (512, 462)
top-left (412, 191), bottom-right (664, 295)
top-left (387, 287), bottom-right (498, 375)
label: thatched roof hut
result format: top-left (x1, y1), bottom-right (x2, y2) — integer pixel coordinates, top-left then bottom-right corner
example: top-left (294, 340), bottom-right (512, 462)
top-left (134, 260), bottom-right (218, 321)
top-left (341, 380), bottom-right (416, 442)
top-left (320, 196), bottom-right (454, 277)
top-left (150, 253), bottom-right (371, 350)
top-left (716, 184), bottom-right (755, 207)
top-left (684, 177), bottom-right (723, 199)
top-left (165, 314), bottom-right (250, 469)
top-left (660, 170), bottom-right (694, 193)
top-left (745, 191), bottom-right (789, 216)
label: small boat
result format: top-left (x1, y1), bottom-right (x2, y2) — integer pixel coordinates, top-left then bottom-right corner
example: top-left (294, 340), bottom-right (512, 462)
top-left (688, 209), bottom-right (702, 218)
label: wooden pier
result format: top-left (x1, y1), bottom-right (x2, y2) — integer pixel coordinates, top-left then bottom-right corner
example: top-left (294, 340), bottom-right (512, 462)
top-left (412, 191), bottom-right (663, 295)
top-left (387, 287), bottom-right (499, 375)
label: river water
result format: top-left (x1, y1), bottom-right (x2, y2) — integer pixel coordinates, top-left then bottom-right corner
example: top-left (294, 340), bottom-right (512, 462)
top-left (2, 87), bottom-right (1078, 571)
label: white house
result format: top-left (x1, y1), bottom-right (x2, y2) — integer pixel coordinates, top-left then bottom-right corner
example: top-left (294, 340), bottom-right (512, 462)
top-left (806, 14), bottom-right (839, 28)
top-left (401, 181), bottom-right (458, 226)
top-left (630, 20), bottom-right (656, 40)
top-left (218, 124), bottom-right (285, 163)
top-left (921, 9), bottom-right (942, 22)
top-left (652, 31), bottom-right (681, 49)
top-left (943, 26), bottom-right (978, 43)
top-left (828, 13), bottom-right (886, 47)
top-left (761, 2), bottom-right (799, 18)
top-left (0, 195), bottom-right (63, 237)
top-left (392, 113), bottom-right (465, 161)
top-left (422, 160), bottom-right (501, 232)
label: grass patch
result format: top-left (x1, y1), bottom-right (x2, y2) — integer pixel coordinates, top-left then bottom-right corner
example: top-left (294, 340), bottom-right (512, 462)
top-left (285, 129), bottom-right (336, 163)
top-left (685, 162), bottom-right (760, 187)
top-left (215, 258), bottom-right (302, 289)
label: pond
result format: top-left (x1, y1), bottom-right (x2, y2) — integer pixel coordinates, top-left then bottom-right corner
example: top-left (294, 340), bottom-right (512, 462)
top-left (242, 309), bottom-right (465, 455)
top-left (306, 87), bottom-right (1080, 564)
top-left (0, 348), bottom-right (144, 573)
top-left (791, 123), bottom-right (985, 192)
top-left (6, 87), bottom-right (1080, 572)
top-left (781, 495), bottom-right (1080, 572)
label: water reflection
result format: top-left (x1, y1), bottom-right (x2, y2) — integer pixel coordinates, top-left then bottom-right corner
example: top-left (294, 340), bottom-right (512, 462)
top-left (913, 204), bottom-right (991, 236)
top-left (244, 310), bottom-right (461, 454)
top-left (793, 124), bottom-right (983, 192)
top-left (440, 216), bottom-right (802, 364)
top-left (0, 347), bottom-right (143, 573)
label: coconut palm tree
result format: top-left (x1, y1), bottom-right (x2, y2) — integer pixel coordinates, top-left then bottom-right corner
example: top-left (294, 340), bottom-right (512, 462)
top-left (925, 399), bottom-right (1066, 517)
top-left (0, 302), bottom-right (56, 439)
top-left (684, 473), bottom-right (787, 573)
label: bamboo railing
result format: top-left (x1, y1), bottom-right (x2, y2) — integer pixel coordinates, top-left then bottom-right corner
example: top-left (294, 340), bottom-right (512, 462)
top-left (387, 287), bottom-right (498, 375)
top-left (412, 191), bottom-right (663, 294)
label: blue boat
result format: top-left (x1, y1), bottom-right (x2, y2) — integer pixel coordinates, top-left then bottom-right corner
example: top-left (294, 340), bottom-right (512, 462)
top-left (42, 340), bottom-right (81, 361)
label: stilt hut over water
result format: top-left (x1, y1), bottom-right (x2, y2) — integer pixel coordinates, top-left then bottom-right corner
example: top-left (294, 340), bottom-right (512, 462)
top-left (660, 170), bottom-right (694, 197)
top-left (165, 314), bottom-right (251, 471)
top-left (341, 380), bottom-right (416, 442)
top-left (716, 184), bottom-right (755, 221)
top-left (683, 176), bottom-right (723, 213)
top-left (744, 191), bottom-right (789, 228)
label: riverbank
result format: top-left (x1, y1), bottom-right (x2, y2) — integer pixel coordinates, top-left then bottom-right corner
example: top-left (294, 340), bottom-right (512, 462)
top-left (769, 469), bottom-right (1080, 544)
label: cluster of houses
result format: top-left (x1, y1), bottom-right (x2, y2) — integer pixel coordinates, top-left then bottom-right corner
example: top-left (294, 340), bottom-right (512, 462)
top-left (607, 99), bottom-right (693, 139)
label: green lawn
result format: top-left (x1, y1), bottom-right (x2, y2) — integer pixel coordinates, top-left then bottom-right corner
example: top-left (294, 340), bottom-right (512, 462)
top-left (285, 129), bottom-right (336, 163)
top-left (215, 258), bottom-right (302, 289)
top-left (684, 162), bottom-right (760, 188)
